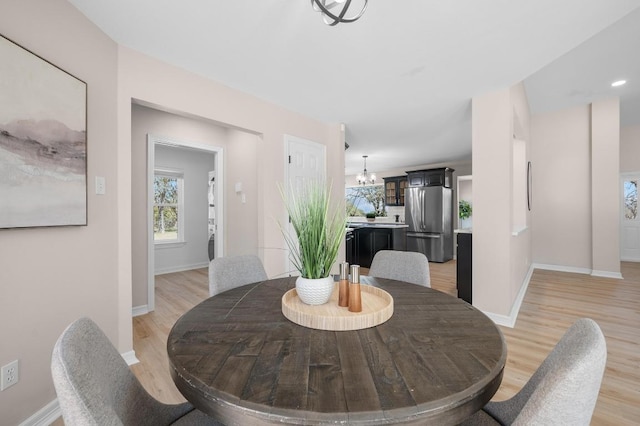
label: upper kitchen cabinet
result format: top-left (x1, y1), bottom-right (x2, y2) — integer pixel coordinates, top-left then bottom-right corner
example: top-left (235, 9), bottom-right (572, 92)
top-left (384, 176), bottom-right (407, 206)
top-left (406, 167), bottom-right (454, 188)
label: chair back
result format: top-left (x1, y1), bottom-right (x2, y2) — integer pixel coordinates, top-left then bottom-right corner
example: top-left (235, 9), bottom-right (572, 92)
top-left (485, 318), bottom-right (607, 425)
top-left (368, 250), bottom-right (430, 287)
top-left (51, 317), bottom-right (192, 426)
top-left (209, 254), bottom-right (268, 296)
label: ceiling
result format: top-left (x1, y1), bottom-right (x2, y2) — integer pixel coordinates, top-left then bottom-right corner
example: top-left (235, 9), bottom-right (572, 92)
top-left (66, 0), bottom-right (640, 176)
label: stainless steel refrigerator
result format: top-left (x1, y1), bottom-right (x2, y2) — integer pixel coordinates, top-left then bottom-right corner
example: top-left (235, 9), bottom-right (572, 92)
top-left (404, 186), bottom-right (453, 262)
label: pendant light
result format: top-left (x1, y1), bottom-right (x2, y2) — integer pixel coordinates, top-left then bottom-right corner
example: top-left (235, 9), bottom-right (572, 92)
top-left (311, 0), bottom-right (368, 26)
top-left (356, 155), bottom-right (375, 185)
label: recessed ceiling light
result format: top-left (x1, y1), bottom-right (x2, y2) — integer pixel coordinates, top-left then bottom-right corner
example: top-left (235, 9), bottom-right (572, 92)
top-left (611, 80), bottom-right (627, 87)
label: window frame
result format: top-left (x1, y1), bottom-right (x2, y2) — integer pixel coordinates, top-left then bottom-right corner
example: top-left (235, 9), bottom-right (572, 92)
top-left (153, 168), bottom-right (185, 246)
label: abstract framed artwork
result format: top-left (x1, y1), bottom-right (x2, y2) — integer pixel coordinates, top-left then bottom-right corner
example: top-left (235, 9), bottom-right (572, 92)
top-left (0, 34), bottom-right (87, 228)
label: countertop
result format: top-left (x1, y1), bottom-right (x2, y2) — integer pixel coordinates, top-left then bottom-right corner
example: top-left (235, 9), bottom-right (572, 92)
top-left (454, 228), bottom-right (473, 234)
top-left (347, 222), bottom-right (409, 230)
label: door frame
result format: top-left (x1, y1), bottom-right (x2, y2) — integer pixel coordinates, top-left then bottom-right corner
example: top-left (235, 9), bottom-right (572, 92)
top-left (620, 171), bottom-right (640, 262)
top-left (283, 134), bottom-right (326, 276)
top-left (147, 134), bottom-right (224, 311)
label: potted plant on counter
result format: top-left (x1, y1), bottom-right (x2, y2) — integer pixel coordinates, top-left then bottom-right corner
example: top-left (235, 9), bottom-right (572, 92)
top-left (278, 180), bottom-right (346, 305)
top-left (366, 212), bottom-right (376, 222)
top-left (458, 199), bottom-right (472, 229)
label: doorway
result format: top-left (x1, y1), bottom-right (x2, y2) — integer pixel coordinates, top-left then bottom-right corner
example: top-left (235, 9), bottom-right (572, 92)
top-left (147, 134), bottom-right (224, 311)
top-left (621, 173), bottom-right (640, 261)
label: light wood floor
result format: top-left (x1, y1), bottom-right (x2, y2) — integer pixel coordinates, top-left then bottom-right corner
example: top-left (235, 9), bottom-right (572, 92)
top-left (54, 261), bottom-right (640, 425)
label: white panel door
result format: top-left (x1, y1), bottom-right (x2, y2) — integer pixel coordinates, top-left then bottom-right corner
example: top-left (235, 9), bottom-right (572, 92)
top-left (288, 137), bottom-right (325, 189)
top-left (284, 135), bottom-right (326, 275)
top-left (621, 174), bottom-right (640, 261)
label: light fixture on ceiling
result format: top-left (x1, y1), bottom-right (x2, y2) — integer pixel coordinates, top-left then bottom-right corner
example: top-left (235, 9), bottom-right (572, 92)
top-left (611, 80), bottom-right (627, 87)
top-left (311, 0), bottom-right (368, 26)
top-left (356, 155), bottom-right (375, 185)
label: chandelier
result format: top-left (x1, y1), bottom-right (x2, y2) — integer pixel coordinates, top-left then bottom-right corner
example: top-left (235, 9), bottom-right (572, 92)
top-left (356, 155), bottom-right (376, 185)
top-left (311, 0), bottom-right (368, 26)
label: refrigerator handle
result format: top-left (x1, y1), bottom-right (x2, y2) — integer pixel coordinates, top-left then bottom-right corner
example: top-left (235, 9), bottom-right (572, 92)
top-left (407, 232), bottom-right (442, 239)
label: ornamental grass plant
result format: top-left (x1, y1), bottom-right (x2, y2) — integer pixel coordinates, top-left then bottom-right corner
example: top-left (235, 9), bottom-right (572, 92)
top-left (279, 180), bottom-right (346, 279)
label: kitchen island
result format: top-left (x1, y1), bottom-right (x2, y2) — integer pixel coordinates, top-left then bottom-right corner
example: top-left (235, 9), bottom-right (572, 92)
top-left (347, 222), bottom-right (408, 268)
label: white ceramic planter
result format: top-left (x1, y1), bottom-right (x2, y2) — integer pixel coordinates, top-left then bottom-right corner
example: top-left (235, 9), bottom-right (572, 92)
top-left (295, 276), bottom-right (334, 305)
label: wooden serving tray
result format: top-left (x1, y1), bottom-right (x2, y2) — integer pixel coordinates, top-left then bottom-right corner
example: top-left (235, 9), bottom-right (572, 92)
top-left (281, 283), bottom-right (393, 331)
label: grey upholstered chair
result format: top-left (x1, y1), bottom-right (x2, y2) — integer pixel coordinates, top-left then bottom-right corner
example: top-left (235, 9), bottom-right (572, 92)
top-left (209, 254), bottom-right (268, 297)
top-left (463, 318), bottom-right (607, 426)
top-left (51, 317), bottom-right (223, 425)
top-left (368, 250), bottom-right (431, 287)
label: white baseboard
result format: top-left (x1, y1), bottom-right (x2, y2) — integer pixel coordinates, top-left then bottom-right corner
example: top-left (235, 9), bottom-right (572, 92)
top-left (533, 263), bottom-right (592, 275)
top-left (19, 399), bottom-right (60, 426)
top-left (121, 350), bottom-right (140, 366)
top-left (534, 263), bottom-right (623, 279)
top-left (482, 311), bottom-right (513, 328)
top-left (483, 263), bottom-right (624, 328)
top-left (480, 264), bottom-right (534, 329)
top-left (132, 305), bottom-right (149, 317)
top-left (591, 270), bottom-right (623, 279)
top-left (155, 261), bottom-right (209, 275)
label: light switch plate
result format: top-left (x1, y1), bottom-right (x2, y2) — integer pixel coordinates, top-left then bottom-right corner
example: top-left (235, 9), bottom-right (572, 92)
top-left (95, 176), bottom-right (106, 195)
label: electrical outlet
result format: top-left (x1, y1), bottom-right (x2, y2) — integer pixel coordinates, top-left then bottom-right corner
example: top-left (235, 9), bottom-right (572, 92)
top-left (1, 360), bottom-right (19, 391)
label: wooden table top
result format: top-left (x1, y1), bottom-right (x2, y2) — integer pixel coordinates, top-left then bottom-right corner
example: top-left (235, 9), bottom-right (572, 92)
top-left (167, 276), bottom-right (506, 425)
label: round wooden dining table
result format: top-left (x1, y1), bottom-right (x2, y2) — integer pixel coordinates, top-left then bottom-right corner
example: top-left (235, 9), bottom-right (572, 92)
top-left (167, 276), bottom-right (506, 425)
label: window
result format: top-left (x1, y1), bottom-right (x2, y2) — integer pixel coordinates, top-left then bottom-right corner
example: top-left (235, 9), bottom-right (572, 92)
top-left (154, 169), bottom-right (184, 243)
top-left (625, 180), bottom-right (638, 220)
top-left (346, 185), bottom-right (386, 217)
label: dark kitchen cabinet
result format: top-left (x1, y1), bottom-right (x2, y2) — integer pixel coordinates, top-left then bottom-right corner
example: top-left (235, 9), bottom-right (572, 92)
top-left (406, 168), bottom-right (454, 188)
top-left (383, 176), bottom-right (408, 206)
top-left (456, 232), bottom-right (472, 304)
top-left (353, 226), bottom-right (407, 268)
top-left (345, 229), bottom-right (355, 265)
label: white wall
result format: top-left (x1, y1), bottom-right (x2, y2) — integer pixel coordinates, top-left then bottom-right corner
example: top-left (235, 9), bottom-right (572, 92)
top-left (471, 82), bottom-right (532, 319)
top-left (621, 124), bottom-right (640, 173)
top-left (0, 0), bottom-right (119, 423)
top-left (117, 45), bottom-right (344, 348)
top-left (472, 88), bottom-right (514, 316)
top-left (153, 145), bottom-right (214, 274)
top-left (225, 129), bottom-right (260, 258)
top-left (591, 98), bottom-right (621, 276)
top-left (531, 106), bottom-right (592, 269)
top-left (531, 99), bottom-right (621, 277)
top-left (509, 84), bottom-right (532, 310)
